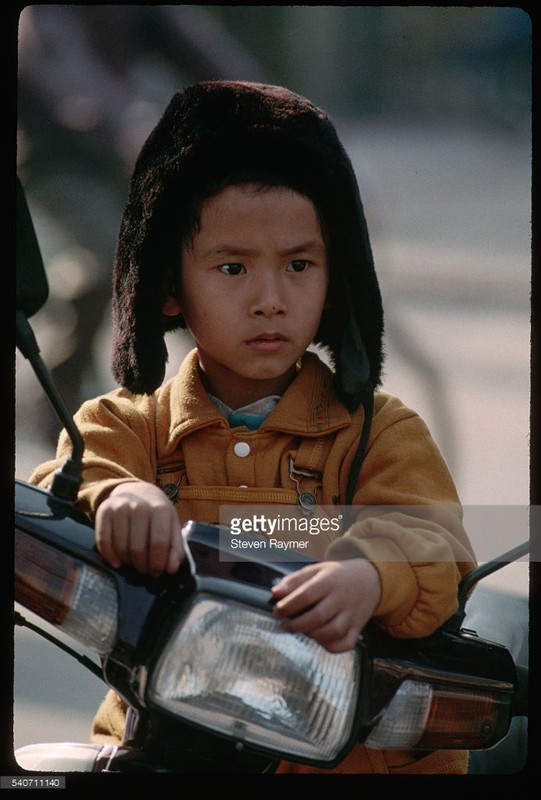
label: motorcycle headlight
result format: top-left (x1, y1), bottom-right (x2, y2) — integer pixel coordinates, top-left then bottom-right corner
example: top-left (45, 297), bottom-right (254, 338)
top-left (147, 594), bottom-right (362, 766)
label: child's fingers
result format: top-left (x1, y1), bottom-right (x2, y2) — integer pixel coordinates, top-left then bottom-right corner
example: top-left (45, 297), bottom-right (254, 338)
top-left (271, 563), bottom-right (318, 598)
top-left (95, 507), bottom-right (123, 568)
top-left (165, 528), bottom-right (185, 574)
top-left (97, 538), bottom-right (122, 569)
top-left (272, 570), bottom-right (323, 619)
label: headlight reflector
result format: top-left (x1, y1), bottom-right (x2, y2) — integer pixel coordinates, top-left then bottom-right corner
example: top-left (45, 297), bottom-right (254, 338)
top-left (148, 595), bottom-right (361, 764)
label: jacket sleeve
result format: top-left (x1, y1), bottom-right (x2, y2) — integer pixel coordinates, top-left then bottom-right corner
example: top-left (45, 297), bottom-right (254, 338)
top-left (327, 393), bottom-right (477, 639)
top-left (29, 391), bottom-right (159, 517)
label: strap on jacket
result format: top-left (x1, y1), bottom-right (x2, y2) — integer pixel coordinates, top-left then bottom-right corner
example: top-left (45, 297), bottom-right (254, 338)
top-left (290, 436), bottom-right (334, 514)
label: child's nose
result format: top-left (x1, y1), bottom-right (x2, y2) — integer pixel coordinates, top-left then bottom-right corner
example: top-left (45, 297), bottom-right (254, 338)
top-left (249, 274), bottom-right (287, 317)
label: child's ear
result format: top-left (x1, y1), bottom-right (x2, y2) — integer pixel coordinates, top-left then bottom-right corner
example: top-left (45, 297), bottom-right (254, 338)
top-left (163, 295), bottom-right (182, 317)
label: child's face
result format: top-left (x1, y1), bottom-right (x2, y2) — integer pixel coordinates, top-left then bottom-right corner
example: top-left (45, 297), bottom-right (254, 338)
top-left (166, 183), bottom-right (329, 407)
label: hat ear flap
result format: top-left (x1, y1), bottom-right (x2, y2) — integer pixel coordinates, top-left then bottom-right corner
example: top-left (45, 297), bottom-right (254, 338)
top-left (339, 294), bottom-right (371, 412)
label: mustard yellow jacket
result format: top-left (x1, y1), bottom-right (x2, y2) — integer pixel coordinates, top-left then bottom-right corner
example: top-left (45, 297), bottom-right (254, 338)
top-left (30, 349), bottom-right (476, 774)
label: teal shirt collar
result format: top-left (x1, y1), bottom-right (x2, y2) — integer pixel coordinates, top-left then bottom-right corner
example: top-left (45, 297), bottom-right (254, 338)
top-left (210, 395), bottom-right (280, 430)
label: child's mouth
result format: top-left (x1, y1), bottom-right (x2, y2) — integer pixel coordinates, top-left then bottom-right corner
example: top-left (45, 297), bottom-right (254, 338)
top-left (247, 333), bottom-right (287, 353)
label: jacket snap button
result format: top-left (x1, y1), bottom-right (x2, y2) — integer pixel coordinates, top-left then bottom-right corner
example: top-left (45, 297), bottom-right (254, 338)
top-left (234, 441), bottom-right (251, 457)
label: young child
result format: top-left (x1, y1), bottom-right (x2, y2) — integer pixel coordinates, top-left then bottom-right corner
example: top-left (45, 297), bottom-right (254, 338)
top-left (30, 80), bottom-right (476, 775)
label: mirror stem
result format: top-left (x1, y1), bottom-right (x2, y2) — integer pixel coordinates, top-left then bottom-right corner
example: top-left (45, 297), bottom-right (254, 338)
top-left (16, 309), bottom-right (84, 503)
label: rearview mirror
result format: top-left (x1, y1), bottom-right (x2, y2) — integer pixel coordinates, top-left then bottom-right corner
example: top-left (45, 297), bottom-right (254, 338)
top-left (16, 176), bottom-right (49, 318)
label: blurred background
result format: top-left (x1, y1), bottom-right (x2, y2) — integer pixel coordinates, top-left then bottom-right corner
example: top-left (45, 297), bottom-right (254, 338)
top-left (13, 4), bottom-right (533, 773)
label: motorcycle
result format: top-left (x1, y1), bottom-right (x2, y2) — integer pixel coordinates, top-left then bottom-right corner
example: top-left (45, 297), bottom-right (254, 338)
top-left (13, 176), bottom-right (529, 775)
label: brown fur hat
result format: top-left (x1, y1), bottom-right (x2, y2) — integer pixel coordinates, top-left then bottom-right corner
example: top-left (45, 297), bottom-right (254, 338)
top-left (111, 80), bottom-right (384, 408)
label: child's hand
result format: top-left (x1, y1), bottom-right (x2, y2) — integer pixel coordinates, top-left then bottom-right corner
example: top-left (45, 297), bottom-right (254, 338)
top-left (271, 559), bottom-right (381, 653)
top-left (95, 481), bottom-right (185, 576)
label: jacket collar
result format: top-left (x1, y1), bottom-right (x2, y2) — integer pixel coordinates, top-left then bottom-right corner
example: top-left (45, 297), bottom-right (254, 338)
top-left (167, 349), bottom-right (352, 439)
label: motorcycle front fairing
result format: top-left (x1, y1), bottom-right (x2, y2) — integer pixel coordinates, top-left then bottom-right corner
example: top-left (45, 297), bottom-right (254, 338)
top-left (15, 486), bottom-right (522, 771)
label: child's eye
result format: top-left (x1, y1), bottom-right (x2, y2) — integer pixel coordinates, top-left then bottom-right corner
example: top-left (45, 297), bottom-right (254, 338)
top-left (219, 263), bottom-right (246, 275)
top-left (286, 260), bottom-right (309, 273)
